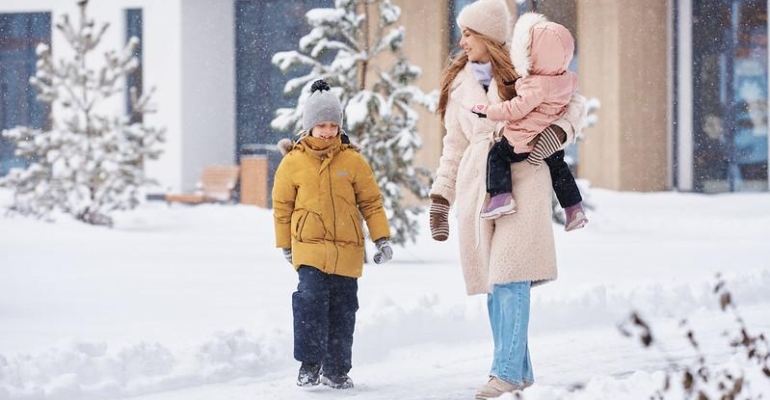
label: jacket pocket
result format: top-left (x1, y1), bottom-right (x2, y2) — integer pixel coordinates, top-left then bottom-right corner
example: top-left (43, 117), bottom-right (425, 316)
top-left (296, 211), bottom-right (326, 243)
top-left (292, 211), bottom-right (307, 239)
top-left (332, 213), bottom-right (363, 246)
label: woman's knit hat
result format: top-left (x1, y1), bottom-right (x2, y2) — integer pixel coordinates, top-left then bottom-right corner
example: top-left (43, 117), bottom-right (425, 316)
top-left (456, 0), bottom-right (511, 45)
top-left (303, 80), bottom-right (343, 132)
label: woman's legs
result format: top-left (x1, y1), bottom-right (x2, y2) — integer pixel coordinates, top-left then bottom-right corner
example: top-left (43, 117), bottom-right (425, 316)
top-left (486, 281), bottom-right (533, 386)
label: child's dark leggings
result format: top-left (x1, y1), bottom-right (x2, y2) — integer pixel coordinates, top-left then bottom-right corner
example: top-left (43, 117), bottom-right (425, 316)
top-left (293, 266), bottom-right (358, 376)
top-left (486, 137), bottom-right (583, 208)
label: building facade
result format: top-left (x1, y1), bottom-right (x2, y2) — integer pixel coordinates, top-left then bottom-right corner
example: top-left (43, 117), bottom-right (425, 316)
top-left (0, 0), bottom-right (767, 197)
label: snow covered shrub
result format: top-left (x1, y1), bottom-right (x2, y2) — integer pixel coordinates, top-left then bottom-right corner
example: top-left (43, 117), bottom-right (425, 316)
top-left (619, 274), bottom-right (770, 399)
top-left (0, 0), bottom-right (165, 226)
top-left (271, 0), bottom-right (437, 245)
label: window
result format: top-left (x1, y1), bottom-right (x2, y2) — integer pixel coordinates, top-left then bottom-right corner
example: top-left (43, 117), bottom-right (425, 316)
top-left (235, 0), bottom-right (328, 205)
top-left (692, 0), bottom-right (768, 192)
top-left (125, 8), bottom-right (143, 124)
top-left (0, 12), bottom-right (51, 176)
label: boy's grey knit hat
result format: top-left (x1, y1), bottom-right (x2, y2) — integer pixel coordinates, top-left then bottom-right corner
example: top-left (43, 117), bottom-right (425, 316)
top-left (303, 80), bottom-right (342, 131)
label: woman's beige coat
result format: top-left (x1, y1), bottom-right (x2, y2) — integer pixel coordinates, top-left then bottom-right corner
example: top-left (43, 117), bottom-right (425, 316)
top-left (430, 62), bottom-right (585, 295)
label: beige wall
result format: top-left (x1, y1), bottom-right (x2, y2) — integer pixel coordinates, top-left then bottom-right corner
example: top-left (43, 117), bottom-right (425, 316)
top-left (395, 0), bottom-right (448, 173)
top-left (577, 0), bottom-right (670, 191)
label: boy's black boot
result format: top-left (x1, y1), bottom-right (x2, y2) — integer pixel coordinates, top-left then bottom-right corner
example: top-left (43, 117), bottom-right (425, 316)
top-left (296, 362), bottom-right (321, 387)
top-left (320, 373), bottom-right (354, 389)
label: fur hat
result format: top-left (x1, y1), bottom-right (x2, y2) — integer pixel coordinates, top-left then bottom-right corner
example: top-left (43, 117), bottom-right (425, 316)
top-left (302, 80), bottom-right (343, 132)
top-left (456, 0), bottom-right (511, 45)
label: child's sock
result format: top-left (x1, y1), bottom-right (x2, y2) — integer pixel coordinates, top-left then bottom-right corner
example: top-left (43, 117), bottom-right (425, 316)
top-left (528, 126), bottom-right (564, 166)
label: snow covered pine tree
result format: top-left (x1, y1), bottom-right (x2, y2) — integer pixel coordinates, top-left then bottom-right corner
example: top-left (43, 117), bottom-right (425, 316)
top-left (0, 0), bottom-right (164, 226)
top-left (272, 0), bottom-right (437, 245)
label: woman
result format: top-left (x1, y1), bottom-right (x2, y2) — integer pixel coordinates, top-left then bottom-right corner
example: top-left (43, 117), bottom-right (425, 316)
top-left (428, 0), bottom-right (586, 398)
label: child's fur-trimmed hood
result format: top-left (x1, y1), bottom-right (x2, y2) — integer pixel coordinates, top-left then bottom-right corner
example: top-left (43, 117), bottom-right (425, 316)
top-left (510, 12), bottom-right (574, 79)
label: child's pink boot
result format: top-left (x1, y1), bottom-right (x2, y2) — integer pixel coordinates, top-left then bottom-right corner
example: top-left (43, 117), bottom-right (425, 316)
top-left (480, 193), bottom-right (516, 220)
top-left (564, 202), bottom-right (588, 231)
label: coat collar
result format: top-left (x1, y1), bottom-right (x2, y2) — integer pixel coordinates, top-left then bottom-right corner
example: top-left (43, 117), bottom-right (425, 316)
top-left (451, 62), bottom-right (501, 109)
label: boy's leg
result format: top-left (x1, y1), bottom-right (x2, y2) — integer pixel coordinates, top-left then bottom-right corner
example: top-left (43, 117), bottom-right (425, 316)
top-left (323, 274), bottom-right (359, 377)
top-left (543, 150), bottom-right (582, 208)
top-left (293, 266), bottom-right (330, 364)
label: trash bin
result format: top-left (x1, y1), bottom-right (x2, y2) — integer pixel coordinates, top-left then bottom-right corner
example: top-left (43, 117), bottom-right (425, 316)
top-left (240, 155), bottom-right (268, 208)
top-left (239, 143), bottom-right (282, 208)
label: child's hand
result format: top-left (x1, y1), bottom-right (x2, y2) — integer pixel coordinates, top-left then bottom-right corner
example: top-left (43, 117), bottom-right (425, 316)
top-left (373, 238), bottom-right (393, 264)
top-left (282, 248), bottom-right (292, 265)
top-left (470, 104), bottom-right (487, 118)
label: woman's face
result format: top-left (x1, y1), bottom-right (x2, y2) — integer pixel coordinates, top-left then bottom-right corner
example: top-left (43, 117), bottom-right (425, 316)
top-left (459, 28), bottom-right (491, 63)
top-left (310, 122), bottom-right (339, 140)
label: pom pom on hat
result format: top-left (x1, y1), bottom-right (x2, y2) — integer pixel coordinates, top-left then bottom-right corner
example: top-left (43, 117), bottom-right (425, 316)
top-left (456, 0), bottom-right (511, 45)
top-left (310, 80), bottom-right (330, 92)
top-left (303, 79), bottom-right (342, 132)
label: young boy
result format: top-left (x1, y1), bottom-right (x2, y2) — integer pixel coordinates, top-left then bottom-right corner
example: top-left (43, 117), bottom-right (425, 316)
top-left (272, 80), bottom-right (393, 389)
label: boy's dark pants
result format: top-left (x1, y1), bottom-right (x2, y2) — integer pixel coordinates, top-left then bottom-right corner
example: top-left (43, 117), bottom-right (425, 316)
top-left (487, 137), bottom-right (582, 208)
top-left (293, 265), bottom-right (358, 376)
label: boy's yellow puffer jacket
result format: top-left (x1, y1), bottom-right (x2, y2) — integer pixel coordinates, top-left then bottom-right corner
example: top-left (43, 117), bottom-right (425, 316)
top-left (272, 136), bottom-right (390, 278)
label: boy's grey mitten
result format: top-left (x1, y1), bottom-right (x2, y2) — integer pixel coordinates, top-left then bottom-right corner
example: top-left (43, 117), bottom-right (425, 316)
top-left (282, 248), bottom-right (292, 265)
top-left (527, 125), bottom-right (567, 166)
top-left (373, 238), bottom-right (393, 264)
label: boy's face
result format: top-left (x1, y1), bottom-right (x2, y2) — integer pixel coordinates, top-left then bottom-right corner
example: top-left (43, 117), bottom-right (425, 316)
top-left (310, 122), bottom-right (339, 140)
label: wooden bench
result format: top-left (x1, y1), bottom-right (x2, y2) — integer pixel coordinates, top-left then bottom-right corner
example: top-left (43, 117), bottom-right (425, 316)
top-left (165, 165), bottom-right (240, 204)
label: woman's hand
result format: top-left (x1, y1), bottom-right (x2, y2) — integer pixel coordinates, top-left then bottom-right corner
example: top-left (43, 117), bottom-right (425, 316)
top-left (429, 195), bottom-right (450, 241)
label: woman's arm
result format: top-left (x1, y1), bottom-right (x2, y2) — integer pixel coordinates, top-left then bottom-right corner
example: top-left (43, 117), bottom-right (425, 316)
top-left (429, 100), bottom-right (470, 205)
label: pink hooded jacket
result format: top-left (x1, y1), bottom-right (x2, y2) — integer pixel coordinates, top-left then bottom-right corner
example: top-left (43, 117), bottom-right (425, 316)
top-left (485, 13), bottom-right (578, 153)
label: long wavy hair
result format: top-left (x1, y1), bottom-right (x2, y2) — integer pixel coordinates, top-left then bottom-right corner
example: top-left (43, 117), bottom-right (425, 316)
top-left (437, 29), bottom-right (518, 121)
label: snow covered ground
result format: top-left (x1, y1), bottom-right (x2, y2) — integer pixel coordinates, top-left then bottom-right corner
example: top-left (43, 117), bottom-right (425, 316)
top-left (1, 189), bottom-right (769, 400)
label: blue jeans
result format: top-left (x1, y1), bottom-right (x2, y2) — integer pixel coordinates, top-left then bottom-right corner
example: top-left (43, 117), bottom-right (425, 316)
top-left (487, 281), bottom-right (534, 386)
